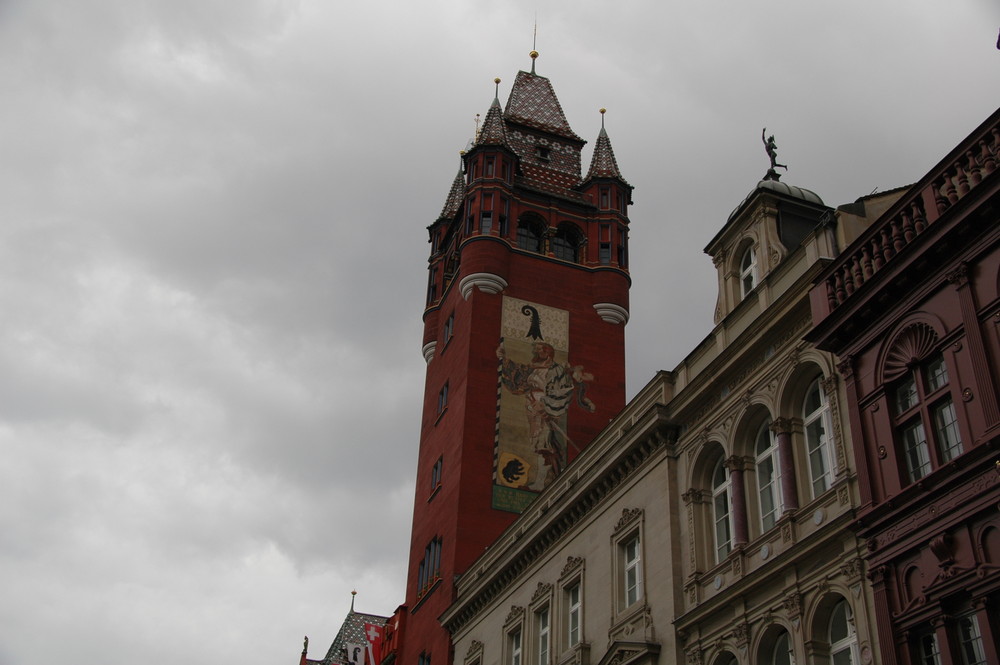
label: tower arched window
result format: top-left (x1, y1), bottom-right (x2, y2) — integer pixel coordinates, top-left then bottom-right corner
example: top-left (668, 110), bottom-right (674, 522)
top-left (829, 599), bottom-right (858, 665)
top-left (804, 378), bottom-right (834, 496)
top-left (740, 246), bottom-right (757, 298)
top-left (755, 420), bottom-right (782, 531)
top-left (552, 224), bottom-right (583, 263)
top-left (712, 457), bottom-right (733, 562)
top-left (517, 218), bottom-right (544, 253)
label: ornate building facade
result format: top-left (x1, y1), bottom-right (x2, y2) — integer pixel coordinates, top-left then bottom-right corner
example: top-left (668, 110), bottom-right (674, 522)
top-left (807, 108), bottom-right (1000, 665)
top-left (436, 135), bottom-right (898, 664)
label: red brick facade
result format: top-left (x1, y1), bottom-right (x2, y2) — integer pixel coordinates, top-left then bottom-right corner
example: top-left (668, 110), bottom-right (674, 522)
top-left (391, 61), bottom-right (633, 665)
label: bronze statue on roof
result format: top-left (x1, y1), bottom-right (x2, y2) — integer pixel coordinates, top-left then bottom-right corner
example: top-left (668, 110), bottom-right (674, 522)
top-left (762, 127), bottom-right (787, 181)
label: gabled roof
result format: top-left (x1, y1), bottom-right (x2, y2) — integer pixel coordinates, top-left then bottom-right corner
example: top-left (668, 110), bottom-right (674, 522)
top-left (503, 70), bottom-right (582, 141)
top-left (476, 97), bottom-right (509, 147)
top-left (438, 166), bottom-right (466, 220)
top-left (319, 609), bottom-right (389, 665)
top-left (583, 126), bottom-right (630, 187)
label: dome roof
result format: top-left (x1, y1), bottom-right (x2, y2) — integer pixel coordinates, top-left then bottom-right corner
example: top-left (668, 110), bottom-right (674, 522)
top-left (728, 178), bottom-right (824, 221)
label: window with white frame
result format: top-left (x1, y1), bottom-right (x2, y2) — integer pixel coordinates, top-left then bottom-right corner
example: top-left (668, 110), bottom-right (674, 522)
top-left (622, 534), bottom-right (642, 608)
top-left (957, 613), bottom-right (988, 665)
top-left (536, 606), bottom-right (550, 665)
top-left (508, 627), bottom-right (522, 665)
top-left (893, 353), bottom-right (963, 483)
top-left (712, 458), bottom-right (733, 562)
top-left (566, 582), bottom-right (582, 648)
top-left (755, 420), bottom-right (782, 531)
top-left (829, 599), bottom-right (857, 665)
top-left (740, 246), bottom-right (757, 298)
top-left (917, 631), bottom-right (942, 665)
top-left (804, 378), bottom-right (834, 496)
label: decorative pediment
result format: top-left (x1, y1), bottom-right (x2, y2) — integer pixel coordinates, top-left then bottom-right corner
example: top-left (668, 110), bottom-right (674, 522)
top-left (613, 508), bottom-right (643, 535)
top-left (560, 556), bottom-right (584, 580)
top-left (503, 605), bottom-right (525, 629)
top-left (464, 640), bottom-right (484, 663)
top-left (531, 581), bottom-right (553, 604)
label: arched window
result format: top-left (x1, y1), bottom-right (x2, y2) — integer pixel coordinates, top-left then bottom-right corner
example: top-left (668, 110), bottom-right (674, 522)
top-left (804, 378), bottom-right (834, 496)
top-left (552, 224), bottom-right (583, 263)
top-left (517, 218), bottom-right (544, 253)
top-left (767, 630), bottom-right (795, 665)
top-left (755, 420), bottom-right (782, 531)
top-left (829, 600), bottom-right (857, 665)
top-left (712, 458), bottom-right (733, 562)
top-left (740, 246), bottom-right (757, 298)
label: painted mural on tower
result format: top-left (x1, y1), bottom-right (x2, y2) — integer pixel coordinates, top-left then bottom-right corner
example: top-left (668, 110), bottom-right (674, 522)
top-left (493, 296), bottom-right (595, 513)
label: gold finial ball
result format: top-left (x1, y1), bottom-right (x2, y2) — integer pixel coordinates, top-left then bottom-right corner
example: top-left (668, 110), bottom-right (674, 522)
top-left (351, 590), bottom-right (357, 595)
top-left (600, 108), bottom-right (607, 115)
top-left (530, 50), bottom-right (539, 59)
top-left (494, 77), bottom-right (501, 84)
top-left (460, 150), bottom-right (466, 156)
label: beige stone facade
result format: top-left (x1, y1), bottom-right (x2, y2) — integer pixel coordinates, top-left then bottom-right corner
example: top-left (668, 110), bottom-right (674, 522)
top-left (441, 179), bottom-right (900, 665)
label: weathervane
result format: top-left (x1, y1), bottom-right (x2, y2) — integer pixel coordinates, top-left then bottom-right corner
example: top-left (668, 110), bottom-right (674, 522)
top-left (762, 127), bottom-right (787, 181)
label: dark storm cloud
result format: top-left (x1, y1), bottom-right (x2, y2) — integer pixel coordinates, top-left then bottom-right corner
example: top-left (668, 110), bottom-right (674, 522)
top-left (0, 0), bottom-right (997, 664)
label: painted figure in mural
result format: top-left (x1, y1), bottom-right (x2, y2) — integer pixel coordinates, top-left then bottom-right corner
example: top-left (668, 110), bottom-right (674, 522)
top-left (496, 340), bottom-right (595, 489)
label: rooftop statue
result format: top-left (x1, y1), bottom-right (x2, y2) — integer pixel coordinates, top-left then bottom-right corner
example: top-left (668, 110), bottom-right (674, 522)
top-left (762, 127), bottom-right (787, 181)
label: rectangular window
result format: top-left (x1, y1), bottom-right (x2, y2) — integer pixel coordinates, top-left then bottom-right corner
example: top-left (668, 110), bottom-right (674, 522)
top-left (623, 535), bottom-right (642, 608)
top-left (418, 653), bottom-right (431, 665)
top-left (600, 187), bottom-right (610, 209)
top-left (957, 614), bottom-right (987, 665)
top-left (567, 583), bottom-right (581, 647)
top-left (916, 631), bottom-right (941, 665)
top-left (443, 314), bottom-right (454, 346)
top-left (437, 382), bottom-right (449, 415)
top-left (536, 607), bottom-right (550, 665)
top-left (893, 353), bottom-right (963, 484)
top-left (416, 537), bottom-right (442, 597)
top-left (618, 230), bottom-right (627, 267)
top-left (430, 457), bottom-right (443, 492)
top-left (427, 268), bottom-right (438, 305)
top-left (934, 398), bottom-right (963, 462)
top-left (480, 211), bottom-right (492, 234)
top-left (508, 628), bottom-right (522, 665)
top-left (901, 419), bottom-right (931, 481)
top-left (485, 158), bottom-right (495, 178)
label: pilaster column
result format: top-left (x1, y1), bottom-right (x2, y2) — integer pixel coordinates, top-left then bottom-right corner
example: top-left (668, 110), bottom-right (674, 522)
top-left (948, 263), bottom-right (1000, 426)
top-left (725, 456), bottom-right (749, 546)
top-left (771, 418), bottom-right (799, 512)
top-left (931, 614), bottom-right (956, 665)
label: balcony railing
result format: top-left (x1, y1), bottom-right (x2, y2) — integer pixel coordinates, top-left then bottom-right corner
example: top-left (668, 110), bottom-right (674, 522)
top-left (820, 114), bottom-right (999, 313)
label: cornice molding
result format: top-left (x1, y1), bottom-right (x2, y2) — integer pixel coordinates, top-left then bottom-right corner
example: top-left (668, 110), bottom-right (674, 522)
top-left (593, 302), bottom-right (629, 325)
top-left (421, 341), bottom-right (437, 364)
top-left (459, 272), bottom-right (508, 299)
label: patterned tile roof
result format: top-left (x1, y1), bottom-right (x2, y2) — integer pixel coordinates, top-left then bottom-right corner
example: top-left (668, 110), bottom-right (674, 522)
top-left (584, 127), bottom-right (630, 186)
top-left (503, 71), bottom-right (582, 141)
top-left (318, 610), bottom-right (389, 665)
top-left (439, 167), bottom-right (466, 219)
top-left (476, 97), bottom-right (509, 147)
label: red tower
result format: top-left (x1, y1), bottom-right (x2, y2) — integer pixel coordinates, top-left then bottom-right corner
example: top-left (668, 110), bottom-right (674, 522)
top-left (394, 52), bottom-right (633, 665)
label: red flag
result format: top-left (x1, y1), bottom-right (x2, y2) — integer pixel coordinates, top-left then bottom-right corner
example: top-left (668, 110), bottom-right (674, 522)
top-left (364, 623), bottom-right (384, 665)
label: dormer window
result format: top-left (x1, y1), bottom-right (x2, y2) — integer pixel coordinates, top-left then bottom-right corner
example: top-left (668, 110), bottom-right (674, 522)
top-left (536, 146), bottom-right (550, 162)
top-left (740, 246), bottom-right (757, 298)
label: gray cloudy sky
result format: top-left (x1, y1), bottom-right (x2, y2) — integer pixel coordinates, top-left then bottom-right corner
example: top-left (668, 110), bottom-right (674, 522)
top-left (0, 1), bottom-right (997, 664)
